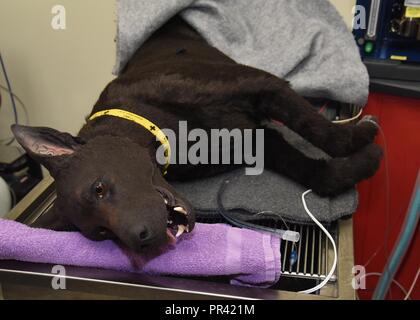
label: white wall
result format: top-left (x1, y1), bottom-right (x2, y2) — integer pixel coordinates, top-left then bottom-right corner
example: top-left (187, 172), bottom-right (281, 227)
top-left (330, 0), bottom-right (357, 28)
top-left (0, 0), bottom-right (356, 140)
top-left (0, 0), bottom-right (116, 139)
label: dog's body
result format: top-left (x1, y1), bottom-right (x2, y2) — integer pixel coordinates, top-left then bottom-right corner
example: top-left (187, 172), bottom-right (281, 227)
top-left (82, 17), bottom-right (381, 189)
top-left (12, 17), bottom-right (382, 251)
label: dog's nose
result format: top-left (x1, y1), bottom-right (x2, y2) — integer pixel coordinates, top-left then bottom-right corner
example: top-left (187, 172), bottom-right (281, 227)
top-left (134, 225), bottom-right (156, 248)
top-left (138, 226), bottom-right (150, 241)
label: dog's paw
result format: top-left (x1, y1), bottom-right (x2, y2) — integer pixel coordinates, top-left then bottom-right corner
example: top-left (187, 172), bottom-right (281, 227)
top-left (310, 143), bottom-right (383, 197)
top-left (351, 115), bottom-right (380, 152)
top-left (359, 143), bottom-right (383, 177)
top-left (358, 115), bottom-right (379, 128)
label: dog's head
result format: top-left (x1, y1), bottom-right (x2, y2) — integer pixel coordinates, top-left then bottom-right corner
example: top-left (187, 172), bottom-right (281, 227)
top-left (12, 125), bottom-right (195, 252)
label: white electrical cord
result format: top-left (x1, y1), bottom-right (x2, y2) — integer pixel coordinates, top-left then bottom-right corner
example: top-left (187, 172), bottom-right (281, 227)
top-left (332, 107), bottom-right (363, 124)
top-left (357, 272), bottom-right (410, 299)
top-left (299, 189), bottom-right (338, 294)
top-left (404, 268), bottom-right (420, 300)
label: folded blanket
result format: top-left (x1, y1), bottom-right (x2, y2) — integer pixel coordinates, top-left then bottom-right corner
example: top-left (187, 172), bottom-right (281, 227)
top-left (115, 0), bottom-right (368, 105)
top-left (174, 170), bottom-right (357, 226)
top-left (173, 124), bottom-right (358, 225)
top-left (0, 219), bottom-right (281, 287)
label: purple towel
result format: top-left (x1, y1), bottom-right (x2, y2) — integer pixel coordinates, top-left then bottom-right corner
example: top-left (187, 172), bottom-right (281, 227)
top-left (0, 219), bottom-right (281, 287)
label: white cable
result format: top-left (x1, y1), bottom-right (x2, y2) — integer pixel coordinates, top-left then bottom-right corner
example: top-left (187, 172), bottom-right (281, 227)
top-left (332, 107), bottom-right (363, 124)
top-left (299, 189), bottom-right (338, 294)
top-left (404, 268), bottom-right (420, 300)
top-left (358, 272), bottom-right (410, 299)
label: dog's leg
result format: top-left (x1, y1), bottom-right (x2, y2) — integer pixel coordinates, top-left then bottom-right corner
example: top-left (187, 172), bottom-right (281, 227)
top-left (257, 79), bottom-right (378, 157)
top-left (264, 128), bottom-right (382, 196)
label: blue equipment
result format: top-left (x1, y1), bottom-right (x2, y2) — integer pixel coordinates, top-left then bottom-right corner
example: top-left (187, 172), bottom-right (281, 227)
top-left (353, 0), bottom-right (420, 97)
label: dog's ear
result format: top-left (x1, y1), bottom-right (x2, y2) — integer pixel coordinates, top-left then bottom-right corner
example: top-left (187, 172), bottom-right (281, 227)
top-left (11, 124), bottom-right (84, 176)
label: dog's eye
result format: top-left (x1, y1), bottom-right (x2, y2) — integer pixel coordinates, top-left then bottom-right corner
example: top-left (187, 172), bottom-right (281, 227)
top-left (94, 182), bottom-right (106, 199)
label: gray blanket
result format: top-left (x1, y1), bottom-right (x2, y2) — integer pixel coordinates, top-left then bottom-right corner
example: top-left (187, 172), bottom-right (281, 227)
top-left (173, 170), bottom-right (358, 225)
top-left (114, 0), bottom-right (369, 105)
top-left (115, 0), bottom-right (363, 223)
top-left (173, 124), bottom-right (358, 225)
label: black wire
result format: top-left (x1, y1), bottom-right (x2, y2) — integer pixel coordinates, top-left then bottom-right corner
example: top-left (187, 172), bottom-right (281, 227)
top-left (0, 52), bottom-right (19, 126)
top-left (216, 178), bottom-right (291, 237)
top-left (0, 53), bottom-right (19, 146)
top-left (5, 137), bottom-right (15, 146)
top-left (0, 84), bottom-right (30, 125)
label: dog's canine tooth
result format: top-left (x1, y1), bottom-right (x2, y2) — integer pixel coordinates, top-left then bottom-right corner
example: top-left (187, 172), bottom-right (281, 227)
top-left (173, 206), bottom-right (187, 215)
top-left (176, 225), bottom-right (186, 237)
top-left (164, 199), bottom-right (168, 205)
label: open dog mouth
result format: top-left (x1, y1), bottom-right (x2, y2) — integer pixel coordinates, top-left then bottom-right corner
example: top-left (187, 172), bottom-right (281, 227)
top-left (166, 204), bottom-right (189, 237)
top-left (155, 187), bottom-right (192, 241)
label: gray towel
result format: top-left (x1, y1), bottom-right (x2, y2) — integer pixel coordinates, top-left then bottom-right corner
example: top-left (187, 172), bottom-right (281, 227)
top-left (114, 0), bottom-right (369, 105)
top-left (173, 170), bottom-right (358, 225)
top-left (173, 124), bottom-right (358, 224)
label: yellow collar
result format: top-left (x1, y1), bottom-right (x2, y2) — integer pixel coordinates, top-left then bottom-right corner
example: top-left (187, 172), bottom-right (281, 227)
top-left (88, 109), bottom-right (171, 175)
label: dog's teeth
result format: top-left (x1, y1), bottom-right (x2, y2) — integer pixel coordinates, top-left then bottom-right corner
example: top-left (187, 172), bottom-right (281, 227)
top-left (164, 199), bottom-right (168, 205)
top-left (167, 220), bottom-right (173, 225)
top-left (173, 206), bottom-right (187, 215)
top-left (176, 225), bottom-right (186, 237)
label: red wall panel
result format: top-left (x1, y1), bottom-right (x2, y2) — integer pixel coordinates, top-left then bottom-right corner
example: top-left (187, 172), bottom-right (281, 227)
top-left (355, 92), bottom-right (420, 300)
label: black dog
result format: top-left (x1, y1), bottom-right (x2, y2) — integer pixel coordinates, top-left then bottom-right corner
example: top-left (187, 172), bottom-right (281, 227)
top-left (12, 17), bottom-right (382, 252)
